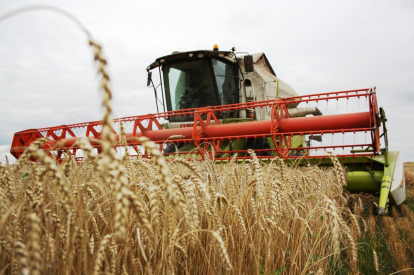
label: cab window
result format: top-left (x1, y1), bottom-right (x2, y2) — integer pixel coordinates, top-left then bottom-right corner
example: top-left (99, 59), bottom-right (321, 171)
top-left (212, 58), bottom-right (238, 105)
top-left (164, 59), bottom-right (218, 111)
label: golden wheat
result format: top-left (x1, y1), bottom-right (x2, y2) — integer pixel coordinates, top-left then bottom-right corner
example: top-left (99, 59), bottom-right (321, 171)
top-left (1, 144), bottom-right (366, 274)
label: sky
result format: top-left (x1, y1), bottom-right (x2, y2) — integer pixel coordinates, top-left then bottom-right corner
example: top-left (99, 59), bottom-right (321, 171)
top-left (1, 0), bottom-right (413, 162)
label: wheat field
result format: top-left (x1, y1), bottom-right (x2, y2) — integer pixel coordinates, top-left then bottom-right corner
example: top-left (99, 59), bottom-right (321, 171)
top-left (0, 138), bottom-right (368, 275)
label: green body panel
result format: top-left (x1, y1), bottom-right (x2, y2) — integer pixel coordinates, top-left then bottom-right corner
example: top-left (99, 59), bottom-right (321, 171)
top-left (220, 139), bottom-right (247, 158)
top-left (346, 171), bottom-right (382, 193)
top-left (167, 138), bottom-right (247, 159)
top-left (379, 175), bottom-right (391, 213)
top-left (162, 118), bottom-right (254, 129)
top-left (267, 135), bottom-right (306, 157)
top-left (223, 118), bottom-right (254, 123)
top-left (377, 151), bottom-right (399, 212)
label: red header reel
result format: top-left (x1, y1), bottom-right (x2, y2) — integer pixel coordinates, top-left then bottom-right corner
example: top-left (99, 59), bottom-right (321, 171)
top-left (11, 88), bottom-right (382, 162)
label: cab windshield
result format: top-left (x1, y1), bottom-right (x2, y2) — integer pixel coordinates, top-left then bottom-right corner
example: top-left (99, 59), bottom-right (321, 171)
top-left (164, 59), bottom-right (217, 111)
top-left (163, 58), bottom-right (238, 113)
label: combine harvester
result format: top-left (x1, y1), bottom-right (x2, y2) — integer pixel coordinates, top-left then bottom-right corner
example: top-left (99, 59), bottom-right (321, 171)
top-left (10, 45), bottom-right (405, 215)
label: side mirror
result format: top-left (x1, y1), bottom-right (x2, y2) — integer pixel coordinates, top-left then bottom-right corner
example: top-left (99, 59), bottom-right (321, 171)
top-left (244, 55), bottom-right (254, 73)
top-left (147, 71), bottom-right (152, 87)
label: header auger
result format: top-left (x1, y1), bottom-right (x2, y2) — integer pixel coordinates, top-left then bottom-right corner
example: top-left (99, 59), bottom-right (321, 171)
top-left (10, 45), bottom-right (406, 214)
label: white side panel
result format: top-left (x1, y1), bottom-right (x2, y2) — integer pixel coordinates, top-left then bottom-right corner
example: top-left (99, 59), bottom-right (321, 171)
top-left (390, 151), bottom-right (406, 205)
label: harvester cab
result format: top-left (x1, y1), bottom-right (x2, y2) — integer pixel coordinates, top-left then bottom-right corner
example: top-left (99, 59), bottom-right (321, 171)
top-left (145, 45), bottom-right (324, 156)
top-left (10, 45), bottom-right (406, 215)
top-left (146, 46), bottom-right (320, 121)
top-left (147, 47), bottom-right (240, 114)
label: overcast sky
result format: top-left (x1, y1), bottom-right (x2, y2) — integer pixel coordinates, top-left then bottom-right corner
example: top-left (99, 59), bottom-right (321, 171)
top-left (1, 0), bottom-right (413, 162)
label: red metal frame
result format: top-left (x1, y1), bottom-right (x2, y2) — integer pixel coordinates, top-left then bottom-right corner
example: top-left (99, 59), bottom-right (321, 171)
top-left (10, 88), bottom-right (382, 161)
